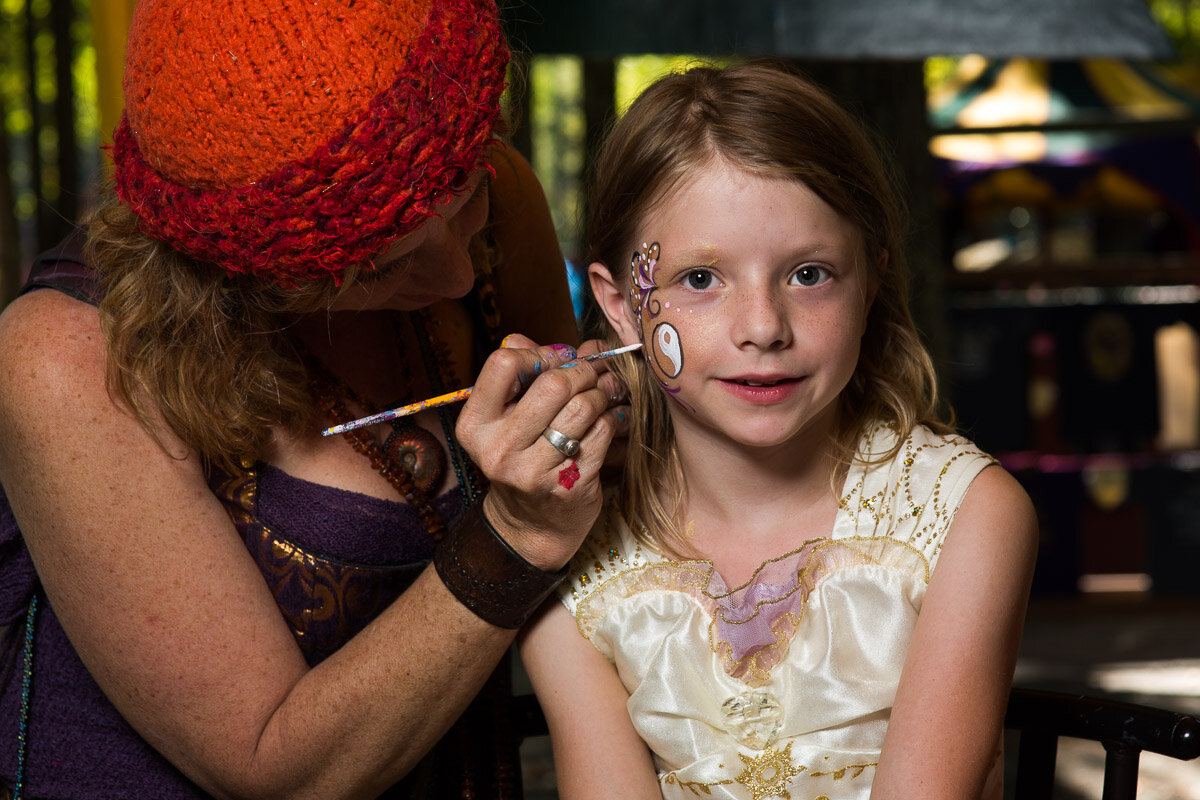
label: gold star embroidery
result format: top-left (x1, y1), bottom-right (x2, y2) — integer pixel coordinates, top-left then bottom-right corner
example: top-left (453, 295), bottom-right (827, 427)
top-left (734, 742), bottom-right (804, 800)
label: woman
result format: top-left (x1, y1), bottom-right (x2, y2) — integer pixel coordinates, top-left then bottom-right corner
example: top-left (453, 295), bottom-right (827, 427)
top-left (0, 0), bottom-right (622, 797)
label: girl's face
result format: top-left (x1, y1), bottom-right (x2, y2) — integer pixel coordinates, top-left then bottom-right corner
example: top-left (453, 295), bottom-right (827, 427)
top-left (596, 158), bottom-right (878, 452)
top-left (328, 168), bottom-right (491, 312)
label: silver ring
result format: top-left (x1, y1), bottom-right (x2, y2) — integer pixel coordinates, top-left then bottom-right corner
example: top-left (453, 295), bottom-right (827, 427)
top-left (542, 426), bottom-right (581, 458)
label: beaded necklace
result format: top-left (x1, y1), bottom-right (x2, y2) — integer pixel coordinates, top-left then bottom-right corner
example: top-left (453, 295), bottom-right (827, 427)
top-left (410, 308), bottom-right (483, 507)
top-left (303, 308), bottom-right (486, 539)
top-left (307, 356), bottom-right (452, 540)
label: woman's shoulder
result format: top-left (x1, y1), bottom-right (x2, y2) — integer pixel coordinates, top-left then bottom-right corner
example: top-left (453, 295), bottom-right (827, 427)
top-left (0, 288), bottom-right (106, 406)
top-left (20, 227), bottom-right (101, 304)
top-left (0, 289), bottom-right (116, 469)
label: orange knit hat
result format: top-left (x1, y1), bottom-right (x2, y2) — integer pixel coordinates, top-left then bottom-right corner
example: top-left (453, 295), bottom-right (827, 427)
top-left (112, 0), bottom-right (508, 284)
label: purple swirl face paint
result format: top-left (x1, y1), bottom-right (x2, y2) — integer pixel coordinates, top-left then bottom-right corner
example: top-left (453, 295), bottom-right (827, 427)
top-left (630, 241), bottom-right (693, 411)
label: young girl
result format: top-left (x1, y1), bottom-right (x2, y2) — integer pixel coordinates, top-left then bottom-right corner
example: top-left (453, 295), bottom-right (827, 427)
top-left (519, 60), bottom-right (1038, 800)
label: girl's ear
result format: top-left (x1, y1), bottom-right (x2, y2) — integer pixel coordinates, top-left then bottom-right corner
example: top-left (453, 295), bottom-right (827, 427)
top-left (588, 261), bottom-right (641, 346)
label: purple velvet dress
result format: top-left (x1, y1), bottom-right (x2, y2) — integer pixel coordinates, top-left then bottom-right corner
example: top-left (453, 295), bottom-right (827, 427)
top-left (0, 232), bottom-right (523, 798)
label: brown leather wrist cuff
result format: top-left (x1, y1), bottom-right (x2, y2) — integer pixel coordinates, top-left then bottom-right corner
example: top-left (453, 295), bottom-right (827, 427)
top-left (434, 504), bottom-right (568, 629)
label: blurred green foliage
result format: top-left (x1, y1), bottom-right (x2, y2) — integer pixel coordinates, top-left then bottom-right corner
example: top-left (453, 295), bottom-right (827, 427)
top-left (530, 55), bottom-right (584, 257)
top-left (1150, 0), bottom-right (1200, 57)
top-left (1, 0), bottom-right (97, 241)
top-left (528, 54), bottom-right (732, 258)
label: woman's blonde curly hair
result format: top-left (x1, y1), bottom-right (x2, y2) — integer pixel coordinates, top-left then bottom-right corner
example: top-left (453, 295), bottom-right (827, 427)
top-left (86, 183), bottom-right (350, 474)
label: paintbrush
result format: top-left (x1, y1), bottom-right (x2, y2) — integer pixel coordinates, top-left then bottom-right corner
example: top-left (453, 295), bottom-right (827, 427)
top-left (321, 342), bottom-right (643, 436)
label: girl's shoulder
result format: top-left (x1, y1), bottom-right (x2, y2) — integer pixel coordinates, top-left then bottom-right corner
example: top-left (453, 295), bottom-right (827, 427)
top-left (836, 423), bottom-right (997, 561)
top-left (855, 422), bottom-right (994, 475)
top-left (557, 490), bottom-right (663, 614)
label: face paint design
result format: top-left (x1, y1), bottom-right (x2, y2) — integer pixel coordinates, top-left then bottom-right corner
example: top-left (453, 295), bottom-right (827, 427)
top-left (629, 241), bottom-right (661, 318)
top-left (653, 322), bottom-right (683, 378)
top-left (630, 242), bottom-right (693, 411)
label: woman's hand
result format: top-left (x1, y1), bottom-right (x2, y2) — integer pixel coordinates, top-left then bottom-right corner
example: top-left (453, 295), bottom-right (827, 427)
top-left (455, 334), bottom-right (630, 570)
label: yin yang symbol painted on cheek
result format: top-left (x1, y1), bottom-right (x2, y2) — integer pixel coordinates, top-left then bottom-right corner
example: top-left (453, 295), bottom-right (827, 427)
top-left (653, 322), bottom-right (683, 378)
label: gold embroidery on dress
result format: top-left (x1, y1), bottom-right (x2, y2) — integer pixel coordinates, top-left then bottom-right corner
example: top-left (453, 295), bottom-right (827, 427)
top-left (661, 753), bottom-right (877, 799)
top-left (838, 423), bottom-right (994, 563)
top-left (661, 772), bottom-right (735, 795)
top-left (734, 742), bottom-right (805, 800)
top-left (569, 495), bottom-right (636, 602)
top-left (808, 761), bottom-right (876, 780)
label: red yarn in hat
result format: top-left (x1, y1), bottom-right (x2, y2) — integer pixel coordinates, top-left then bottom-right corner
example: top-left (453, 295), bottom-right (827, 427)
top-left (112, 0), bottom-right (508, 284)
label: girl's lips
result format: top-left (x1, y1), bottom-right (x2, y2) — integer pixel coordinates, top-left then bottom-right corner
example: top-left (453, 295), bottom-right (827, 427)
top-left (718, 376), bottom-right (802, 404)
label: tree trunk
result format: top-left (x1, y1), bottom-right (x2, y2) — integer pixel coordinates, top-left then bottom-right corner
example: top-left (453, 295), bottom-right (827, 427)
top-left (50, 0), bottom-right (79, 235)
top-left (0, 85), bottom-right (20, 309)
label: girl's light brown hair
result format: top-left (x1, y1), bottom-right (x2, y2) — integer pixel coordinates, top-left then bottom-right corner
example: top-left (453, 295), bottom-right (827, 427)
top-left (584, 59), bottom-right (952, 553)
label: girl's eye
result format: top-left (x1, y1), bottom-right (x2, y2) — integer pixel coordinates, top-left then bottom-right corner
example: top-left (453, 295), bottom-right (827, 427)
top-left (791, 265), bottom-right (829, 287)
top-left (683, 270), bottom-right (715, 290)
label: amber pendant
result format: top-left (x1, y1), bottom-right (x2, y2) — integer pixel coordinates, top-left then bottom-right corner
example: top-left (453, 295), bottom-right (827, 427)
top-left (382, 421), bottom-right (447, 495)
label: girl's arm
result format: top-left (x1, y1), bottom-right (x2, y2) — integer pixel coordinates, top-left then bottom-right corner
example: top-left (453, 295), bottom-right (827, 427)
top-left (0, 289), bottom-right (613, 800)
top-left (871, 464), bottom-right (1038, 800)
top-left (520, 600), bottom-right (663, 799)
top-left (488, 146), bottom-right (580, 346)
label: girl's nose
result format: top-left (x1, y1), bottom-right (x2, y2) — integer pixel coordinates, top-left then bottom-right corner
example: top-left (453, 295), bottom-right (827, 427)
top-left (732, 288), bottom-right (792, 350)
